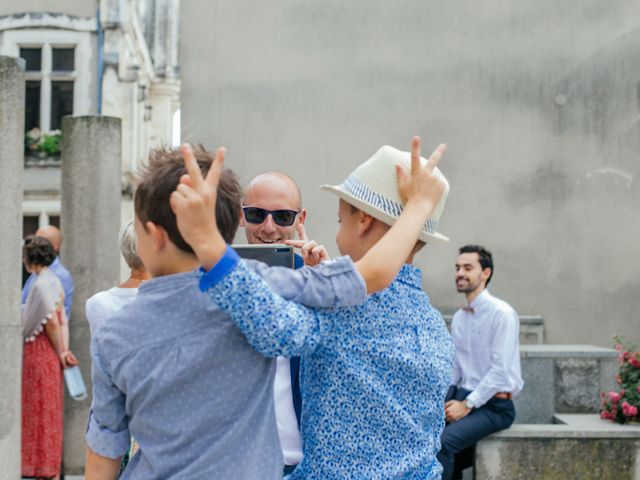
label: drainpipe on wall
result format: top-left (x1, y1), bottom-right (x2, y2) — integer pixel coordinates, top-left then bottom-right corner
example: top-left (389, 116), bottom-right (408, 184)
top-left (97, 6), bottom-right (104, 114)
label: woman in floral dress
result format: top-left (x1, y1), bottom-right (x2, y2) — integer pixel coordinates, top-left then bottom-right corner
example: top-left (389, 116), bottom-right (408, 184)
top-left (21, 236), bottom-right (78, 479)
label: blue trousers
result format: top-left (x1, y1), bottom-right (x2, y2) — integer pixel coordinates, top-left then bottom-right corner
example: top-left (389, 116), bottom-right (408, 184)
top-left (437, 387), bottom-right (515, 480)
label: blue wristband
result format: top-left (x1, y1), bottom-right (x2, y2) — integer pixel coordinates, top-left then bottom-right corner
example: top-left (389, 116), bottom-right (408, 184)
top-left (198, 245), bottom-right (240, 292)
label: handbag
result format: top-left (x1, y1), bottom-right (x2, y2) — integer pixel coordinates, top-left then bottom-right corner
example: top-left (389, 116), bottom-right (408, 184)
top-left (64, 365), bottom-right (88, 401)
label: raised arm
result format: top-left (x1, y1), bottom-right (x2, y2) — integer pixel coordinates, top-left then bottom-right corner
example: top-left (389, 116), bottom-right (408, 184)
top-left (170, 137), bottom-right (446, 291)
top-left (170, 145), bottom-right (364, 356)
top-left (355, 136), bottom-right (446, 293)
top-left (198, 250), bottom-right (328, 357)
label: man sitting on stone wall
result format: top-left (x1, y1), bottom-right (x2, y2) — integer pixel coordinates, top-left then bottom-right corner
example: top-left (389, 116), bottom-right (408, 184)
top-left (438, 245), bottom-right (524, 480)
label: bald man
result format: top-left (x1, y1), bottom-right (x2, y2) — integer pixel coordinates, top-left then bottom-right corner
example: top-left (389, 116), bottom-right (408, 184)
top-left (242, 171), bottom-right (306, 249)
top-left (241, 171), bottom-right (317, 476)
top-left (22, 225), bottom-right (74, 318)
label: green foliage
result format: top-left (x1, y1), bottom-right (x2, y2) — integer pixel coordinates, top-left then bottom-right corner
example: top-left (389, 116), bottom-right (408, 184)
top-left (24, 128), bottom-right (62, 156)
top-left (40, 132), bottom-right (61, 155)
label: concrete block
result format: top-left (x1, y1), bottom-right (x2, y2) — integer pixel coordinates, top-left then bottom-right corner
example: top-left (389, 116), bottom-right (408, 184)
top-left (476, 415), bottom-right (640, 479)
top-left (514, 357), bottom-right (554, 424)
top-left (554, 358), bottom-right (600, 413)
top-left (515, 345), bottom-right (618, 423)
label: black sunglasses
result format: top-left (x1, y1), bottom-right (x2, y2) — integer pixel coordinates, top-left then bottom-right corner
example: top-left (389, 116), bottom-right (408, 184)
top-left (242, 206), bottom-right (300, 227)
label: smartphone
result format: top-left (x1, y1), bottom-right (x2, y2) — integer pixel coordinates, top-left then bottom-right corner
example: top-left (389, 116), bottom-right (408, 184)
top-left (233, 244), bottom-right (295, 269)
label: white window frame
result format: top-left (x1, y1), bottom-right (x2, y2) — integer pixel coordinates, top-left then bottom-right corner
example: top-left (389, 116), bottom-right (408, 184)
top-left (1, 29), bottom-right (92, 132)
top-left (22, 200), bottom-right (61, 230)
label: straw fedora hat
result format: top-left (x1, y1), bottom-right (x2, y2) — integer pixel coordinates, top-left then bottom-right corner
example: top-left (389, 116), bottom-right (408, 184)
top-left (321, 145), bottom-right (450, 243)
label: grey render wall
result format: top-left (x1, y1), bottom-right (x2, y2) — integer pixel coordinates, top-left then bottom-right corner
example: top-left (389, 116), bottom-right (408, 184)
top-left (180, 1), bottom-right (640, 347)
top-left (0, 1), bottom-right (97, 18)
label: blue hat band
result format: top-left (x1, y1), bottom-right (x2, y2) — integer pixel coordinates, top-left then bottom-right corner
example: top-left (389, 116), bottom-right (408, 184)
top-left (341, 175), bottom-right (439, 235)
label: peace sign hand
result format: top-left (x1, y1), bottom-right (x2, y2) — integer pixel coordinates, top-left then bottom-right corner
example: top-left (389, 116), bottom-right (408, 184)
top-left (170, 143), bottom-right (228, 270)
top-left (285, 224), bottom-right (330, 266)
top-left (396, 136), bottom-right (447, 214)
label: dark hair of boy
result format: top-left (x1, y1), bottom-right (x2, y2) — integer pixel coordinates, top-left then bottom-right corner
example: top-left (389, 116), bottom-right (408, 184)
top-left (459, 244), bottom-right (494, 285)
top-left (134, 146), bottom-right (242, 252)
top-left (23, 235), bottom-right (56, 267)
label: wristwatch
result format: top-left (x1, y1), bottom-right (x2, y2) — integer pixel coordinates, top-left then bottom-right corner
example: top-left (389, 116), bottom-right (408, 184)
top-left (464, 398), bottom-right (475, 410)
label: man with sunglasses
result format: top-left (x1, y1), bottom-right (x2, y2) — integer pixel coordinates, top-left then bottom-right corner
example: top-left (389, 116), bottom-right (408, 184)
top-left (242, 170), bottom-right (305, 244)
top-left (241, 171), bottom-right (311, 476)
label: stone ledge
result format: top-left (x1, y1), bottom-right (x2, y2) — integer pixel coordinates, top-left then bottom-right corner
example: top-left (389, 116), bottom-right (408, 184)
top-left (476, 415), bottom-right (640, 479)
top-left (520, 344), bottom-right (617, 358)
top-left (490, 414), bottom-right (640, 439)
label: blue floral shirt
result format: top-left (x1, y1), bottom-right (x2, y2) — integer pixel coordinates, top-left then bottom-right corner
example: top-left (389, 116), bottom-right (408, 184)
top-left (204, 252), bottom-right (455, 479)
top-left (86, 255), bottom-right (366, 479)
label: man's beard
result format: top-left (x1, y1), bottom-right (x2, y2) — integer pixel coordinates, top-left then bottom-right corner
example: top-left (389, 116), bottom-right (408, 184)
top-left (456, 278), bottom-right (481, 294)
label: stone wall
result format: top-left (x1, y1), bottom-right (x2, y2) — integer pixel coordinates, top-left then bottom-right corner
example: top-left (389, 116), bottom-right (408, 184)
top-left (476, 415), bottom-right (640, 480)
top-left (514, 345), bottom-right (618, 424)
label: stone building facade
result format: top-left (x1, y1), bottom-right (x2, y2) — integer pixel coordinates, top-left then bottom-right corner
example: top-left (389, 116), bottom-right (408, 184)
top-left (0, 0), bottom-right (179, 277)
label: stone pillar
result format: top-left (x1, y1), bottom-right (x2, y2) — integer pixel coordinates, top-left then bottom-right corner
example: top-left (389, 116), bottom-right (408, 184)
top-left (0, 55), bottom-right (25, 479)
top-left (60, 116), bottom-right (122, 473)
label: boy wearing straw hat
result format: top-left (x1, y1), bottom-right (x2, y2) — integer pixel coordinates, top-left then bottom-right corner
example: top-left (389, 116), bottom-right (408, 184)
top-left (173, 137), bottom-right (454, 479)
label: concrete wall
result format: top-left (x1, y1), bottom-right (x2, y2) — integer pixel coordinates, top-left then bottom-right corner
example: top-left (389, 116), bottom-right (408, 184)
top-left (0, 54), bottom-right (25, 479)
top-left (180, 1), bottom-right (640, 347)
top-left (476, 415), bottom-right (640, 480)
top-left (514, 345), bottom-right (618, 424)
top-left (0, 1), bottom-right (97, 18)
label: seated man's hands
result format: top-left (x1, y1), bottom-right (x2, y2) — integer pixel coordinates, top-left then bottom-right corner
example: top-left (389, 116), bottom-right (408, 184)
top-left (285, 224), bottom-right (330, 267)
top-left (444, 399), bottom-right (472, 423)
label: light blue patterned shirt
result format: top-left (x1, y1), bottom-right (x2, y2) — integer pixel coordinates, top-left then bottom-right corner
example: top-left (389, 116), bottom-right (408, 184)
top-left (204, 255), bottom-right (455, 479)
top-left (86, 255), bottom-right (366, 479)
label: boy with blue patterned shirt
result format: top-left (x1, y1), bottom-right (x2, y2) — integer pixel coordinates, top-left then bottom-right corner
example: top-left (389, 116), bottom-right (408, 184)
top-left (85, 142), bottom-right (444, 479)
top-left (173, 137), bottom-right (455, 479)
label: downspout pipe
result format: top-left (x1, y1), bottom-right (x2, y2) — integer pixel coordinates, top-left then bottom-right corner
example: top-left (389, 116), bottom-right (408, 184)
top-left (97, 6), bottom-right (104, 114)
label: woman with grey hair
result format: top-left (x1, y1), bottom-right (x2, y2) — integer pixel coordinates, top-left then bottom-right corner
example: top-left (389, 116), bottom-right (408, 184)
top-left (85, 220), bottom-right (149, 335)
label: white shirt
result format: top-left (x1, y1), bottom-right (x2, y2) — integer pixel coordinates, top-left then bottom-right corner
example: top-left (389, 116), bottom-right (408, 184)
top-left (274, 357), bottom-right (303, 466)
top-left (450, 289), bottom-right (524, 408)
top-left (85, 287), bottom-right (139, 335)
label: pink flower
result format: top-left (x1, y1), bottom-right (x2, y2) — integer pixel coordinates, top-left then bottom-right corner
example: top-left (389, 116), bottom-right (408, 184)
top-left (608, 391), bottom-right (622, 403)
top-left (621, 402), bottom-right (638, 417)
top-left (637, 385), bottom-right (640, 395)
top-left (600, 410), bottom-right (614, 420)
top-left (618, 351), bottom-right (631, 365)
top-left (629, 354), bottom-right (640, 369)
